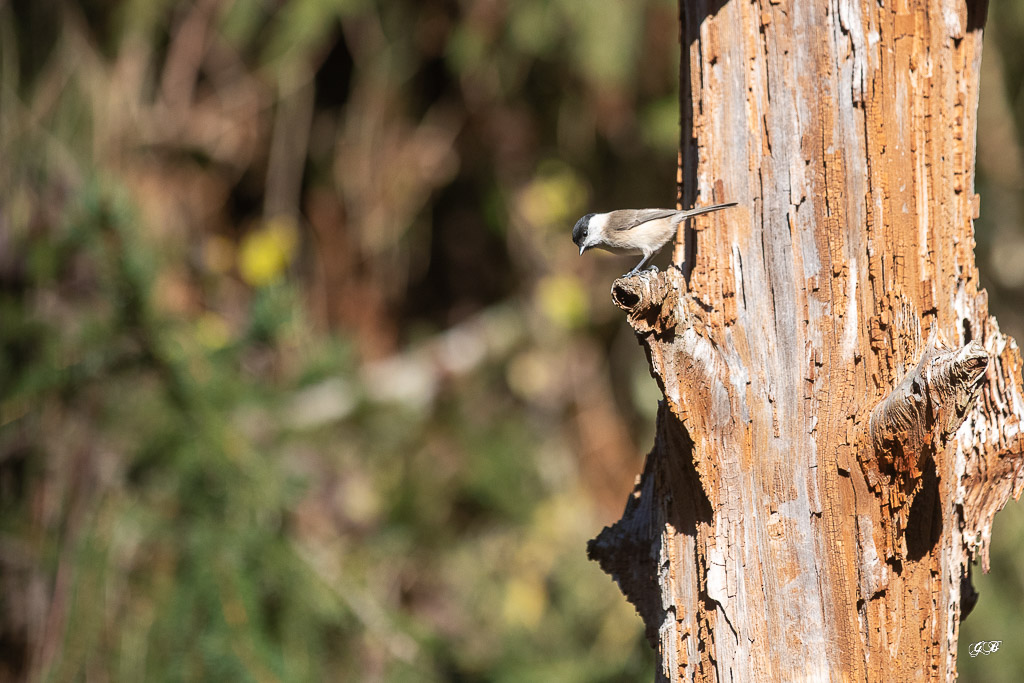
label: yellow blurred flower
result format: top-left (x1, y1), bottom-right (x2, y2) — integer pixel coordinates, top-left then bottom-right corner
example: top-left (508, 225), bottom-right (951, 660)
top-left (238, 216), bottom-right (299, 287)
top-left (535, 274), bottom-right (588, 329)
top-left (502, 574), bottom-right (547, 629)
top-left (506, 350), bottom-right (554, 402)
top-left (519, 160), bottom-right (589, 229)
top-left (195, 311), bottom-right (232, 350)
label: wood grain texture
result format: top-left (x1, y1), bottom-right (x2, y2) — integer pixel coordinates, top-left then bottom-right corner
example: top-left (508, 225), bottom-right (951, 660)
top-left (588, 0), bottom-right (1024, 680)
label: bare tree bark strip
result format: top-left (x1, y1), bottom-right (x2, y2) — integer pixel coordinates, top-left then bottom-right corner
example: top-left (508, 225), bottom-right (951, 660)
top-left (589, 1), bottom-right (1024, 680)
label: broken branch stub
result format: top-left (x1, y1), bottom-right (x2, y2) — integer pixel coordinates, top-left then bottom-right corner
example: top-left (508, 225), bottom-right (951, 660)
top-left (611, 270), bottom-right (680, 335)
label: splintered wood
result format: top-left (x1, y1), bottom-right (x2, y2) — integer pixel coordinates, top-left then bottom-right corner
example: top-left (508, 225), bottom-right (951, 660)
top-left (588, 1), bottom-right (1024, 681)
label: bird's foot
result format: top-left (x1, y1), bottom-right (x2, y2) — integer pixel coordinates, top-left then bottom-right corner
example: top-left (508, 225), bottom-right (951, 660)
top-left (623, 265), bottom-right (658, 278)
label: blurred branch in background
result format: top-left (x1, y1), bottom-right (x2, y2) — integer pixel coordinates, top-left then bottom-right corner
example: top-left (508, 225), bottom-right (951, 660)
top-left (0, 0), bottom-right (678, 680)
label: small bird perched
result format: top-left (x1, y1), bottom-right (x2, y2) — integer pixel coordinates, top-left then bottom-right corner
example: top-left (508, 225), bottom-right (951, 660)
top-left (572, 202), bottom-right (737, 276)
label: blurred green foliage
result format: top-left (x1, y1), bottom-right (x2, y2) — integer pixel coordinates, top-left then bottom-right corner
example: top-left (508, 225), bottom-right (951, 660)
top-left (1, 0), bottom-right (679, 680)
top-left (3, 0), bottom-right (1024, 681)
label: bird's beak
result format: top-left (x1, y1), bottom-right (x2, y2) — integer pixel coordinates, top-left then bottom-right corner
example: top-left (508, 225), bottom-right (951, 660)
top-left (579, 244), bottom-right (586, 256)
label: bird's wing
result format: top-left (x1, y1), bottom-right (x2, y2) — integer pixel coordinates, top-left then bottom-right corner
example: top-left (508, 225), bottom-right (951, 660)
top-left (609, 209), bottom-right (679, 231)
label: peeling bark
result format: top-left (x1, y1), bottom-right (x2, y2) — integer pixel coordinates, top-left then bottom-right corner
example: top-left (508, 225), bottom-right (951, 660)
top-left (589, 0), bottom-right (1024, 680)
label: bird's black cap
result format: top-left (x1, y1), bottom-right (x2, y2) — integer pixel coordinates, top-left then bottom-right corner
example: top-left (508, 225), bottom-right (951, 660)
top-left (572, 213), bottom-right (595, 247)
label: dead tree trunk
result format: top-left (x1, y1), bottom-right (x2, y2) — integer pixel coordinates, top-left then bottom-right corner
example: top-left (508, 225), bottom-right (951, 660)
top-left (589, 1), bottom-right (1024, 680)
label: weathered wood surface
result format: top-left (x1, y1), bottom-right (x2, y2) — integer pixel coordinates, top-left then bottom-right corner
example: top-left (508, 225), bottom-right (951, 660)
top-left (589, 1), bottom-right (1024, 680)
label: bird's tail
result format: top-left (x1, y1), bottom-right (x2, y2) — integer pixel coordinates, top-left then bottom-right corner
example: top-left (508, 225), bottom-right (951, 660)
top-left (677, 201), bottom-right (737, 219)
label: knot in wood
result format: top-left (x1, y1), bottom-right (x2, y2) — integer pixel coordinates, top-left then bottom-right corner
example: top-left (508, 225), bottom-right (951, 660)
top-left (928, 340), bottom-right (989, 430)
top-left (866, 339), bottom-right (990, 488)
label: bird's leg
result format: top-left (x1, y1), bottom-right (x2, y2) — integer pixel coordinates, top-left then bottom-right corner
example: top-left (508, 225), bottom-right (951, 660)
top-left (625, 253), bottom-right (654, 276)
